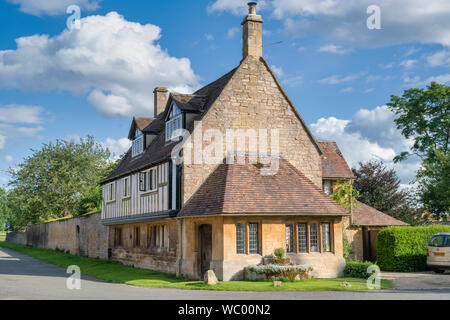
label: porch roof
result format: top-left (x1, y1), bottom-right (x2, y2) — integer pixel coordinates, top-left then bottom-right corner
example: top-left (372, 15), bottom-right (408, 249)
top-left (351, 201), bottom-right (408, 226)
top-left (178, 156), bottom-right (349, 217)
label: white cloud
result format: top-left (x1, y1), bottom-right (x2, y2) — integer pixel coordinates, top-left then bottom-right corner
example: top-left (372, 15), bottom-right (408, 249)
top-left (310, 106), bottom-right (420, 182)
top-left (318, 44), bottom-right (351, 54)
top-left (427, 50), bottom-right (450, 67)
top-left (281, 75), bottom-right (303, 87)
top-left (363, 88), bottom-right (375, 93)
top-left (318, 74), bottom-right (359, 85)
top-left (0, 105), bottom-right (45, 124)
top-left (205, 33), bottom-right (215, 41)
top-left (7, 0), bottom-right (101, 16)
top-left (403, 74), bottom-right (450, 86)
top-left (4, 155), bottom-right (13, 163)
top-left (227, 27), bottom-right (240, 38)
top-left (210, 0), bottom-right (450, 48)
top-left (400, 59), bottom-right (417, 68)
top-left (0, 12), bottom-right (200, 118)
top-left (379, 63), bottom-right (394, 69)
top-left (101, 137), bottom-right (131, 158)
top-left (404, 47), bottom-right (420, 57)
top-left (0, 135), bottom-right (5, 150)
top-left (339, 87), bottom-right (354, 93)
top-left (272, 65), bottom-right (284, 78)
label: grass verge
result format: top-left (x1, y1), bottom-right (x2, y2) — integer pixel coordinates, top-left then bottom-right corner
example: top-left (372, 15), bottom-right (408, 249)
top-left (0, 232), bottom-right (5, 242)
top-left (0, 242), bottom-right (390, 291)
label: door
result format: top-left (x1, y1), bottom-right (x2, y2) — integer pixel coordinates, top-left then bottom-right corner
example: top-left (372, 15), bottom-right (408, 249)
top-left (199, 224), bottom-right (212, 277)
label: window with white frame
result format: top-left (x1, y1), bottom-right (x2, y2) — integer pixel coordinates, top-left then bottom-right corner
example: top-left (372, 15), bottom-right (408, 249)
top-left (132, 128), bottom-right (144, 157)
top-left (165, 103), bottom-right (182, 142)
top-left (107, 182), bottom-right (115, 201)
top-left (122, 177), bottom-right (131, 198)
top-left (139, 168), bottom-right (157, 192)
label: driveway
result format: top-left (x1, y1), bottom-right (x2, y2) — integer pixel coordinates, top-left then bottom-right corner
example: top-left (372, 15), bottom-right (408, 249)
top-left (381, 271), bottom-right (450, 290)
top-left (1, 247), bottom-right (449, 300)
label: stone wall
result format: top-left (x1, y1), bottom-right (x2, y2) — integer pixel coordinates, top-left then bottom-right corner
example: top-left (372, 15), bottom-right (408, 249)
top-left (6, 212), bottom-right (109, 259)
top-left (109, 219), bottom-right (179, 274)
top-left (183, 56), bottom-right (323, 205)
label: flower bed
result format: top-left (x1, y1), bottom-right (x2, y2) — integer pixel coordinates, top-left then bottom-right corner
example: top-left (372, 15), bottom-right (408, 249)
top-left (245, 264), bottom-right (312, 281)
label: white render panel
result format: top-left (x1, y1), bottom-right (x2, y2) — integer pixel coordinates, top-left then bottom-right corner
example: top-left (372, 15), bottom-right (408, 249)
top-left (102, 162), bottom-right (171, 219)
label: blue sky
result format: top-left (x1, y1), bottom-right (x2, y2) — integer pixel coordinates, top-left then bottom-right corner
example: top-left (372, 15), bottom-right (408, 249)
top-left (0, 0), bottom-right (449, 187)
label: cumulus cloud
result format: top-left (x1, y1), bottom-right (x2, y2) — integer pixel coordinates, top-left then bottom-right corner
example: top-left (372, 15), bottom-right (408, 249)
top-left (209, 0), bottom-right (450, 48)
top-left (427, 50), bottom-right (450, 67)
top-left (227, 27), bottom-right (240, 38)
top-left (310, 105), bottom-right (420, 183)
top-left (7, 0), bottom-right (101, 16)
top-left (101, 137), bottom-right (131, 159)
top-left (0, 105), bottom-right (45, 124)
top-left (0, 12), bottom-right (200, 118)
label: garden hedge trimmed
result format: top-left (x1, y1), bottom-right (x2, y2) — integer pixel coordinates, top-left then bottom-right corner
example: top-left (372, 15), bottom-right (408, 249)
top-left (344, 261), bottom-right (377, 279)
top-left (377, 225), bottom-right (450, 272)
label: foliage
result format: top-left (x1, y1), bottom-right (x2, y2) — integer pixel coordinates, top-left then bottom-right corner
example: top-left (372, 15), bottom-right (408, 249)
top-left (343, 235), bottom-right (354, 260)
top-left (0, 188), bottom-right (9, 231)
top-left (416, 150), bottom-right (450, 218)
top-left (246, 264), bottom-right (312, 281)
top-left (387, 82), bottom-right (450, 218)
top-left (376, 225), bottom-right (450, 272)
top-left (352, 160), bottom-right (420, 224)
top-left (344, 261), bottom-right (377, 279)
top-left (274, 247), bottom-right (285, 259)
top-left (6, 136), bottom-right (113, 229)
top-left (331, 179), bottom-right (360, 212)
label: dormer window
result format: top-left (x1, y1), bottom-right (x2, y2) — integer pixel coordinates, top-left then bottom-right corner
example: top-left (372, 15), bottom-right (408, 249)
top-left (132, 128), bottom-right (144, 157)
top-left (166, 103), bottom-right (182, 142)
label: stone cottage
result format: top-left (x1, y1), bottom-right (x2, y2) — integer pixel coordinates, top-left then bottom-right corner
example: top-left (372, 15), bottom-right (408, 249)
top-left (100, 2), bottom-right (406, 281)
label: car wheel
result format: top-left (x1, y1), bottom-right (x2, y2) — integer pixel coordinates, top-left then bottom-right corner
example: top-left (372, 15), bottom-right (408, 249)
top-left (433, 269), bottom-right (445, 274)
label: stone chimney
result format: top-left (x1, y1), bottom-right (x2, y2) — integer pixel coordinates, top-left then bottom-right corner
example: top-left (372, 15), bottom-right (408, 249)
top-left (153, 87), bottom-right (168, 117)
top-left (241, 2), bottom-right (264, 59)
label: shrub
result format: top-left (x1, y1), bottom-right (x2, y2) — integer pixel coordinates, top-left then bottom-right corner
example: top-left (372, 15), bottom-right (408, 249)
top-left (377, 225), bottom-right (450, 272)
top-left (344, 260), bottom-right (377, 279)
top-left (246, 264), bottom-right (312, 281)
top-left (274, 248), bottom-right (285, 259)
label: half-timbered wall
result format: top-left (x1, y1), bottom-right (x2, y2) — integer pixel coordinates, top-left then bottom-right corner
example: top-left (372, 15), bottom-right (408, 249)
top-left (102, 162), bottom-right (170, 220)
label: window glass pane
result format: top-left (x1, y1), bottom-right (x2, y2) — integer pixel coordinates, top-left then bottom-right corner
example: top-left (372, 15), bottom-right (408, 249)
top-left (236, 223), bottom-right (245, 254)
top-left (310, 223), bottom-right (319, 252)
top-left (161, 225), bottom-right (165, 248)
top-left (249, 223), bottom-right (258, 254)
top-left (323, 180), bottom-right (332, 195)
top-left (322, 223), bottom-right (331, 252)
top-left (298, 223), bottom-right (308, 253)
top-left (286, 224), bottom-right (294, 253)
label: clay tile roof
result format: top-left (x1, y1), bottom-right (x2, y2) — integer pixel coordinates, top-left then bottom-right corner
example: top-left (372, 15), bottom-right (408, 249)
top-left (352, 201), bottom-right (408, 226)
top-left (318, 140), bottom-right (354, 179)
top-left (178, 156), bottom-right (349, 217)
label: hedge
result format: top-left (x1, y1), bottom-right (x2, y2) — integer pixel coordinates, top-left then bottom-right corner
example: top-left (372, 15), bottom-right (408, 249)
top-left (376, 225), bottom-right (450, 272)
top-left (344, 261), bottom-right (378, 279)
top-left (245, 264), bottom-right (312, 280)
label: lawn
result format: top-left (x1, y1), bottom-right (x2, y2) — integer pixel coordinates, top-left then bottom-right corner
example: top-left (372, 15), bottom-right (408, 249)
top-left (0, 241), bottom-right (390, 291)
top-left (0, 232), bottom-right (5, 242)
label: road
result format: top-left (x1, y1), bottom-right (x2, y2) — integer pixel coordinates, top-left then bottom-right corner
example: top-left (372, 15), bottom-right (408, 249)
top-left (0, 247), bottom-right (449, 300)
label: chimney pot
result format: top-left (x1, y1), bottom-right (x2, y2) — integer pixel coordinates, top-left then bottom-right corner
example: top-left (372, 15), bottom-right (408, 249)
top-left (242, 2), bottom-right (263, 59)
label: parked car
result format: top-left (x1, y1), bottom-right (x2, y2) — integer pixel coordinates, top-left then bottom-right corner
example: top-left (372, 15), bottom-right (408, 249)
top-left (427, 233), bottom-right (450, 273)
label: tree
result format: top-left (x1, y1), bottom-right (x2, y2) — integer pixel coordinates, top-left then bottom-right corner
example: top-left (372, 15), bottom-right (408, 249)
top-left (352, 160), bottom-right (420, 225)
top-left (7, 136), bottom-right (111, 227)
top-left (0, 188), bottom-right (9, 231)
top-left (387, 82), bottom-right (450, 218)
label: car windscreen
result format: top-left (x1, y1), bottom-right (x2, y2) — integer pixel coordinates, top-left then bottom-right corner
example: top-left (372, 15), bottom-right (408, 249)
top-left (429, 235), bottom-right (450, 247)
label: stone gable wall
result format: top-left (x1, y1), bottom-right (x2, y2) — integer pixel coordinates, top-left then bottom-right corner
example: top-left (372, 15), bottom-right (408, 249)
top-left (183, 57), bottom-right (322, 203)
